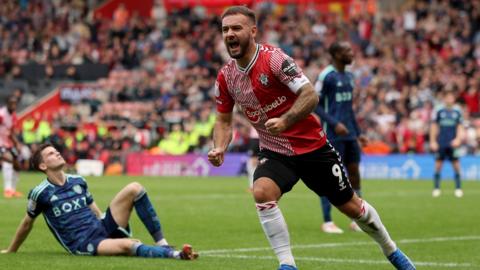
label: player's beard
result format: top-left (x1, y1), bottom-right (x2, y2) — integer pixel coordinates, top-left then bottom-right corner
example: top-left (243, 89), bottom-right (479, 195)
top-left (227, 38), bottom-right (250, 59)
top-left (341, 57), bottom-right (353, 65)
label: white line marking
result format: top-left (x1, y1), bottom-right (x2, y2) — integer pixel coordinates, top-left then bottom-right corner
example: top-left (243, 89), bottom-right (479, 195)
top-left (200, 235), bottom-right (480, 254)
top-left (203, 254), bottom-right (474, 268)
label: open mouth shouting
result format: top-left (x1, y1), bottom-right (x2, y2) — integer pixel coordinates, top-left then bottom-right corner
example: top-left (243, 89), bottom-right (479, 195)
top-left (227, 39), bottom-right (242, 57)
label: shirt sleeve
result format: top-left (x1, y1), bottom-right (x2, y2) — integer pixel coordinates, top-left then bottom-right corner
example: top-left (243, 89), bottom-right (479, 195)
top-left (315, 73), bottom-right (339, 127)
top-left (270, 49), bottom-right (310, 94)
top-left (214, 71), bottom-right (235, 113)
top-left (26, 190), bottom-right (44, 218)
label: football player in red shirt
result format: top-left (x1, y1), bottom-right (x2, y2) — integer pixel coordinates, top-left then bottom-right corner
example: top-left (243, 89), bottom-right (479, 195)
top-left (208, 6), bottom-right (415, 270)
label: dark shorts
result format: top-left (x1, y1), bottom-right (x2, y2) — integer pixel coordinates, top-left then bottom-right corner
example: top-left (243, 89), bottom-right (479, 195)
top-left (435, 146), bottom-right (459, 161)
top-left (254, 143), bottom-right (354, 206)
top-left (330, 139), bottom-right (361, 165)
top-left (75, 208), bottom-right (132, 255)
top-left (248, 138), bottom-right (260, 157)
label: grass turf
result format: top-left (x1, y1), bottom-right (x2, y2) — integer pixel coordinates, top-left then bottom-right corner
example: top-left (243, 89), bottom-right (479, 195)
top-left (1, 173), bottom-right (479, 270)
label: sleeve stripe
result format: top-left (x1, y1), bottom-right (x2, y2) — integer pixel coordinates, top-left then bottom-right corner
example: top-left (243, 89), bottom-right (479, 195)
top-left (31, 181), bottom-right (50, 201)
top-left (318, 65), bottom-right (335, 82)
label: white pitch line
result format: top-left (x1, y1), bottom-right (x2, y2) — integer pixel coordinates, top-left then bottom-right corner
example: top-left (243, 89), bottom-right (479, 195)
top-left (203, 254), bottom-right (474, 268)
top-left (200, 235), bottom-right (480, 255)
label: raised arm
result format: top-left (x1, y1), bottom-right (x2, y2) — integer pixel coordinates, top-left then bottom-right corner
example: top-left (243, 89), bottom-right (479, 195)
top-left (2, 214), bottom-right (36, 253)
top-left (208, 112), bottom-right (233, 167)
top-left (265, 83), bottom-right (318, 135)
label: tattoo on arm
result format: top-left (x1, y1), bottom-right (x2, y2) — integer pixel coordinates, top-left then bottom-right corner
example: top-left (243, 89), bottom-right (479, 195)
top-left (281, 84), bottom-right (319, 128)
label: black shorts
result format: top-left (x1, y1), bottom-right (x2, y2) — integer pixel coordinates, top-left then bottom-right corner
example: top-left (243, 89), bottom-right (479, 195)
top-left (248, 138), bottom-right (260, 157)
top-left (435, 147), bottom-right (459, 161)
top-left (76, 207), bottom-right (132, 255)
top-left (330, 139), bottom-right (361, 165)
top-left (254, 143), bottom-right (354, 206)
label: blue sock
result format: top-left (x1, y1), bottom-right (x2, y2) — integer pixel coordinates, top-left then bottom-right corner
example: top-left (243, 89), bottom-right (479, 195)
top-left (320, 196), bottom-right (332, 222)
top-left (354, 189), bottom-right (362, 198)
top-left (133, 243), bottom-right (173, 258)
top-left (134, 189), bottom-right (164, 242)
top-left (454, 172), bottom-right (461, 189)
top-left (434, 172), bottom-right (441, 189)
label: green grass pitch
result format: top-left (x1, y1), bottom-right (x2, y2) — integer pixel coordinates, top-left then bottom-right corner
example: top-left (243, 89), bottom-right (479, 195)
top-left (1, 174), bottom-right (479, 270)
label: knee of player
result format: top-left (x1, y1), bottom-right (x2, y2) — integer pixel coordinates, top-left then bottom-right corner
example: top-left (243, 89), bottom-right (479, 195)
top-left (252, 187), bottom-right (274, 203)
top-left (127, 182), bottom-right (144, 196)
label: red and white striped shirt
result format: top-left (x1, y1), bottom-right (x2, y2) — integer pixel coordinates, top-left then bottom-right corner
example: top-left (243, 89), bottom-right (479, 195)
top-left (0, 106), bottom-right (16, 148)
top-left (215, 44), bottom-right (326, 156)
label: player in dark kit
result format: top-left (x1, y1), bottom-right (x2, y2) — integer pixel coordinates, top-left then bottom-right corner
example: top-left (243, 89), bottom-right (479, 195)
top-left (430, 90), bottom-right (464, 198)
top-left (314, 41), bottom-right (366, 234)
top-left (208, 6), bottom-right (415, 270)
top-left (2, 144), bottom-right (198, 260)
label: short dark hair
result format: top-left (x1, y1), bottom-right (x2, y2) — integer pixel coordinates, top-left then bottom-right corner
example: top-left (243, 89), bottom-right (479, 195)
top-left (328, 41), bottom-right (344, 57)
top-left (30, 143), bottom-right (54, 172)
top-left (221, 6), bottom-right (256, 25)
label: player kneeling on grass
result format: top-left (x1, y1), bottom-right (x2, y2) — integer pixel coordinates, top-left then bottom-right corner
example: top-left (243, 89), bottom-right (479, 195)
top-left (1, 143), bottom-right (198, 260)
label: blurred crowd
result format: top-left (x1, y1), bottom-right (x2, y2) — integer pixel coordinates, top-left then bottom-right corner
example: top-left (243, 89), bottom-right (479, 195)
top-left (2, 0), bottom-right (480, 169)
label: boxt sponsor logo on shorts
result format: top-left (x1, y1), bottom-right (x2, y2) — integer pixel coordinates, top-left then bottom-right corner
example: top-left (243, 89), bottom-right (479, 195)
top-left (244, 96), bottom-right (287, 123)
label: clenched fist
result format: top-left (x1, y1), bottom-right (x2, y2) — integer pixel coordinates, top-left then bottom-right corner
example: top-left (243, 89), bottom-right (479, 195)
top-left (208, 148), bottom-right (225, 167)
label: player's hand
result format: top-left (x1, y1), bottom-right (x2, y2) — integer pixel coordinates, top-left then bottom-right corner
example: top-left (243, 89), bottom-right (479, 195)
top-left (430, 142), bottom-right (439, 152)
top-left (451, 139), bottom-right (461, 148)
top-left (334, 123), bottom-right (349, 136)
top-left (265, 118), bottom-right (287, 135)
top-left (358, 135), bottom-right (369, 147)
top-left (208, 148), bottom-right (225, 167)
top-left (1, 249), bottom-right (10, 254)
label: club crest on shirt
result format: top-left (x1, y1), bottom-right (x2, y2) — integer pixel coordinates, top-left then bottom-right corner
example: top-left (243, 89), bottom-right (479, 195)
top-left (73, 185), bottom-right (82, 194)
top-left (259, 73), bottom-right (269, 86)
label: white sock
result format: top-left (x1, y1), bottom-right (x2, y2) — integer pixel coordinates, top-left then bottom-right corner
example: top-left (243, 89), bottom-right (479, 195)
top-left (354, 200), bottom-right (397, 256)
top-left (246, 159), bottom-right (256, 188)
top-left (156, 238), bottom-right (169, 246)
top-left (2, 161), bottom-right (13, 191)
top-left (256, 201), bottom-right (295, 267)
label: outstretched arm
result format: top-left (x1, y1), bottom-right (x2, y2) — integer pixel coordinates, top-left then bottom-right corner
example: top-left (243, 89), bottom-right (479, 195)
top-left (2, 214), bottom-right (36, 253)
top-left (208, 112), bottom-right (233, 167)
top-left (265, 83), bottom-right (318, 135)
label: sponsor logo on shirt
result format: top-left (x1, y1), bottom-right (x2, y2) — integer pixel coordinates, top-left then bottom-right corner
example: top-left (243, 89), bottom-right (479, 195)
top-left (52, 196), bottom-right (88, 217)
top-left (244, 96), bottom-right (287, 123)
top-left (281, 58), bottom-right (299, 77)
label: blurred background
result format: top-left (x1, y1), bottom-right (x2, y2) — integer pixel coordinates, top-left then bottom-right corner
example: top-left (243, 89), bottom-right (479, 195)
top-left (1, 0), bottom-right (479, 179)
